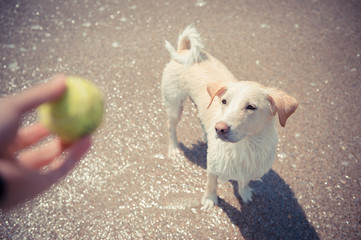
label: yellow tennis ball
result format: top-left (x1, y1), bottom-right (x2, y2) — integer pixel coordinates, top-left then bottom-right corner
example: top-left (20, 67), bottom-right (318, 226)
top-left (38, 76), bottom-right (104, 143)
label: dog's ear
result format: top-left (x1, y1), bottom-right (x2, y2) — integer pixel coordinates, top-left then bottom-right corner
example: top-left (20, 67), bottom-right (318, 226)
top-left (207, 82), bottom-right (227, 109)
top-left (268, 89), bottom-right (298, 127)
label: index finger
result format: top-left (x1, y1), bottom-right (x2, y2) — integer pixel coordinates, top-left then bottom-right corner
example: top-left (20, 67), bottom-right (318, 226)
top-left (11, 74), bottom-right (67, 114)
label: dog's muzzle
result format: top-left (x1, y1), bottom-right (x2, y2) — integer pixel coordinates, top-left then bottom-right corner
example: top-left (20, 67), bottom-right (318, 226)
top-left (215, 121), bottom-right (230, 136)
top-left (215, 121), bottom-right (246, 143)
top-left (215, 121), bottom-right (232, 141)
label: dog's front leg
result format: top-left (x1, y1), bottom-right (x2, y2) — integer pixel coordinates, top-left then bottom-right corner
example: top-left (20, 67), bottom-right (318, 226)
top-left (201, 173), bottom-right (218, 209)
top-left (238, 181), bottom-right (253, 204)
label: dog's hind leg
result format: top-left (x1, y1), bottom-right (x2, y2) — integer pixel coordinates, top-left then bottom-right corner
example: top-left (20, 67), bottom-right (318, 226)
top-left (201, 125), bottom-right (208, 144)
top-left (164, 93), bottom-right (187, 158)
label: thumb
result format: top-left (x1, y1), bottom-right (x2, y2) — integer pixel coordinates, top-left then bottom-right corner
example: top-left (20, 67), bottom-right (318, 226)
top-left (12, 74), bottom-right (67, 114)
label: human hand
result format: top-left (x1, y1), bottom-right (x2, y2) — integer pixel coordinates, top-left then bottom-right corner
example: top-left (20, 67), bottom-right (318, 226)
top-left (0, 74), bottom-right (91, 210)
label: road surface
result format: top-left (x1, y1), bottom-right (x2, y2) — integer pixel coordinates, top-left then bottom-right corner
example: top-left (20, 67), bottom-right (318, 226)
top-left (1, 0), bottom-right (360, 239)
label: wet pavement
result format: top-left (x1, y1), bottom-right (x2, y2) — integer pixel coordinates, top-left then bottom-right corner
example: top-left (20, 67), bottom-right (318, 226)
top-left (0, 0), bottom-right (360, 239)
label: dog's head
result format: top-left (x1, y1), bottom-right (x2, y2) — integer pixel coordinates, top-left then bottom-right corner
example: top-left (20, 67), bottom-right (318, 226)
top-left (207, 81), bottom-right (298, 143)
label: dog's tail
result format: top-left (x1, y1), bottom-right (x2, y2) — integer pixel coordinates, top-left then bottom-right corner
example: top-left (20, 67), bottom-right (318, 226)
top-left (164, 25), bottom-right (205, 66)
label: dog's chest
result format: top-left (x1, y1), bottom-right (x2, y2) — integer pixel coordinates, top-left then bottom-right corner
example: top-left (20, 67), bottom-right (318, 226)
top-left (206, 135), bottom-right (277, 183)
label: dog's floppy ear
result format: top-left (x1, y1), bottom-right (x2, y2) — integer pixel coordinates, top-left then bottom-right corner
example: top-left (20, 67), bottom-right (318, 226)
top-left (207, 82), bottom-right (227, 109)
top-left (268, 89), bottom-right (298, 127)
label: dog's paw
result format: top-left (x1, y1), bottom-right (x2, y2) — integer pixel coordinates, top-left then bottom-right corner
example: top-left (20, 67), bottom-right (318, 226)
top-left (201, 194), bottom-right (218, 210)
top-left (239, 186), bottom-right (253, 204)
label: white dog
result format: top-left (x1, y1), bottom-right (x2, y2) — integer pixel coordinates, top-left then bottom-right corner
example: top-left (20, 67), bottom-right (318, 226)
top-left (161, 25), bottom-right (298, 209)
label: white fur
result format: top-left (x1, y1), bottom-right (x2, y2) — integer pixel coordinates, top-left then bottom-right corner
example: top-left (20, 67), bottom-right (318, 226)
top-left (161, 25), bottom-right (297, 209)
top-left (164, 25), bottom-right (205, 66)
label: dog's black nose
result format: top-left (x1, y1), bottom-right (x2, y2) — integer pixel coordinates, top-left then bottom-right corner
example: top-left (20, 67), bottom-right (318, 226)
top-left (215, 121), bottom-right (230, 135)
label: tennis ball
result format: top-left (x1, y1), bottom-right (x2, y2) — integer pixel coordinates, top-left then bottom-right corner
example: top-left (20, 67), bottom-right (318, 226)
top-left (38, 76), bottom-right (104, 143)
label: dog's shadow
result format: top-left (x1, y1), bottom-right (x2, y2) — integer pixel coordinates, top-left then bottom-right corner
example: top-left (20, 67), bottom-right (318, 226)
top-left (179, 142), bottom-right (319, 239)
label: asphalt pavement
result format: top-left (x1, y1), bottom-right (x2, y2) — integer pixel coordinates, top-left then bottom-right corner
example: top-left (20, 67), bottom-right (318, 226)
top-left (0, 0), bottom-right (360, 239)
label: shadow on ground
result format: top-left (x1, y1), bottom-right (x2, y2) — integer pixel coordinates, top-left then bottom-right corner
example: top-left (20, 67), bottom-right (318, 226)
top-left (180, 142), bottom-right (319, 240)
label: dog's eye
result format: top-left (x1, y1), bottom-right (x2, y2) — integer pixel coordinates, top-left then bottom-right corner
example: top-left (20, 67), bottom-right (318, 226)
top-left (246, 104), bottom-right (257, 110)
top-left (222, 99), bottom-right (227, 104)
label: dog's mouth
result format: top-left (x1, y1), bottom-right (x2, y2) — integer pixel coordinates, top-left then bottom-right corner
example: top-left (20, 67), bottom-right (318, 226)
top-left (216, 133), bottom-right (246, 143)
top-left (218, 136), bottom-right (233, 143)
